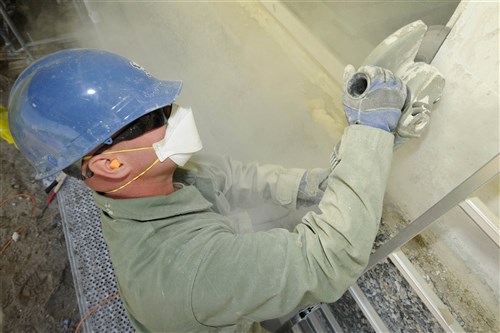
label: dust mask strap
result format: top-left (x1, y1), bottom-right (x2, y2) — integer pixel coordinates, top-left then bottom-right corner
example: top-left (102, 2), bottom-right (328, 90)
top-left (152, 105), bottom-right (202, 166)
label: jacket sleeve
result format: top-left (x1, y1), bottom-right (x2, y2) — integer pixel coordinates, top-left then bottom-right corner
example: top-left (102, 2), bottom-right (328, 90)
top-left (190, 153), bottom-right (307, 210)
top-left (190, 126), bottom-right (394, 327)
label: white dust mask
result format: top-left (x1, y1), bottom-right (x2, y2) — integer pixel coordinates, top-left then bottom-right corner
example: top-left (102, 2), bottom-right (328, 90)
top-left (152, 105), bottom-right (203, 166)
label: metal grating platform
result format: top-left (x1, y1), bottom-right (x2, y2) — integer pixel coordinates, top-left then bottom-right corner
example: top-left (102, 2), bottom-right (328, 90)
top-left (58, 176), bottom-right (135, 332)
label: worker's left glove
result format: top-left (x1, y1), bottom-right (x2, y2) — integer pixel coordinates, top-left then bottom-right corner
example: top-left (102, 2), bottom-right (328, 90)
top-left (343, 65), bottom-right (408, 132)
top-left (297, 168), bottom-right (329, 208)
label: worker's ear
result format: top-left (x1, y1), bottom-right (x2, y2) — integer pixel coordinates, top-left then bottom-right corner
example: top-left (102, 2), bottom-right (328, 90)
top-left (86, 155), bottom-right (130, 180)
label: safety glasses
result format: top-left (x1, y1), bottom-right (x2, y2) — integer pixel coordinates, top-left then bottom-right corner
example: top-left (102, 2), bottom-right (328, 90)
top-left (63, 106), bottom-right (171, 180)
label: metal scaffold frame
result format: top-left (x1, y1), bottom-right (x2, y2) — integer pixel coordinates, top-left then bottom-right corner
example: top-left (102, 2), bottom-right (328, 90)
top-left (0, 0), bottom-right (88, 62)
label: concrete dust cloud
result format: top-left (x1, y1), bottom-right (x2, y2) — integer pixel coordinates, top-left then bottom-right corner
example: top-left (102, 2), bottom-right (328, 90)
top-left (78, 2), bottom-right (344, 169)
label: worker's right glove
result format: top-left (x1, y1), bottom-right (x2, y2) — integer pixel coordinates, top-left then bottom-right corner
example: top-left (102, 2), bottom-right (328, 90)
top-left (298, 65), bottom-right (408, 208)
top-left (343, 65), bottom-right (408, 132)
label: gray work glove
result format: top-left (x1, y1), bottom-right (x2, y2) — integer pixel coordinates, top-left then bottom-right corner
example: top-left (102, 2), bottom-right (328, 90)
top-left (297, 168), bottom-right (329, 208)
top-left (297, 65), bottom-right (408, 208)
top-left (297, 141), bottom-right (344, 207)
top-left (343, 65), bottom-right (407, 132)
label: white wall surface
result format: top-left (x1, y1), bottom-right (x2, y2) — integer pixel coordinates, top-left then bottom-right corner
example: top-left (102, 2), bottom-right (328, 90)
top-left (385, 0), bottom-right (499, 311)
top-left (386, 2), bottom-right (499, 219)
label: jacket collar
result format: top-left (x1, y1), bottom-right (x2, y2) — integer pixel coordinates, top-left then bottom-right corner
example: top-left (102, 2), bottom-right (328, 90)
top-left (92, 185), bottom-right (213, 221)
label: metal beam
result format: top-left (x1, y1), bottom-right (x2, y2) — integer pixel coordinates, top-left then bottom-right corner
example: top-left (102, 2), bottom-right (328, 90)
top-left (389, 250), bottom-right (465, 332)
top-left (366, 154), bottom-right (499, 271)
top-left (0, 2), bottom-right (35, 61)
top-left (319, 304), bottom-right (344, 333)
top-left (459, 197), bottom-right (499, 247)
top-left (307, 312), bottom-right (325, 333)
top-left (349, 285), bottom-right (389, 333)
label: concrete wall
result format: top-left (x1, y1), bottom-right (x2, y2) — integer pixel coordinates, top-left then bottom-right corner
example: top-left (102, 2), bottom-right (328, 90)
top-left (387, 1), bottom-right (499, 223)
top-left (386, 1), bottom-right (499, 298)
top-left (284, 0), bottom-right (460, 67)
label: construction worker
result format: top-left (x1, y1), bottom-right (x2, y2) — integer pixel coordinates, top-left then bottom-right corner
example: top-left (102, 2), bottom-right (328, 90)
top-left (9, 49), bottom-right (407, 333)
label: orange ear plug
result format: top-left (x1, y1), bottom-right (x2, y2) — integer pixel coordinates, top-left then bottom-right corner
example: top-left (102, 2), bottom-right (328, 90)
top-left (109, 159), bottom-right (121, 169)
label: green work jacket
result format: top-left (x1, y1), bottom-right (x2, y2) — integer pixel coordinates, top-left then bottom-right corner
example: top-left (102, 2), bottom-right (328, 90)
top-left (93, 125), bottom-right (394, 333)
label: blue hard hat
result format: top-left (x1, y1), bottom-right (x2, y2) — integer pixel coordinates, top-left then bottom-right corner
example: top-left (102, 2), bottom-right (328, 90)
top-left (8, 48), bottom-right (182, 179)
